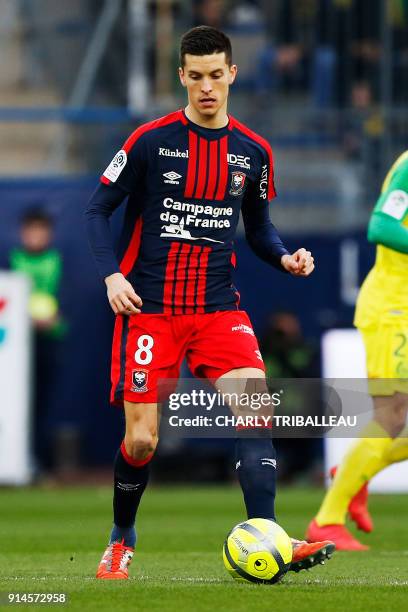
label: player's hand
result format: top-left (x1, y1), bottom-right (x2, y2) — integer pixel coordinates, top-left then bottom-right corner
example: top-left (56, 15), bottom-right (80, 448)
top-left (105, 272), bottom-right (142, 315)
top-left (281, 248), bottom-right (315, 277)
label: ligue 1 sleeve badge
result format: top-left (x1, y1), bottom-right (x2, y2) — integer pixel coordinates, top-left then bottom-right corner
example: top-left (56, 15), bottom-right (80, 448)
top-left (103, 149), bottom-right (127, 183)
top-left (229, 171), bottom-right (247, 196)
top-left (131, 369), bottom-right (149, 392)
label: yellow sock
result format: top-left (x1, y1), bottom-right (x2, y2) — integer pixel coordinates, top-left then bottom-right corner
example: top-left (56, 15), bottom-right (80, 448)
top-left (315, 421), bottom-right (393, 526)
top-left (382, 429), bottom-right (408, 465)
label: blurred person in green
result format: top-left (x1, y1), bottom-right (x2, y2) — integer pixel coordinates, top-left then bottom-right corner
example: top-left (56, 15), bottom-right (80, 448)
top-left (10, 209), bottom-right (63, 334)
top-left (9, 208), bottom-right (66, 472)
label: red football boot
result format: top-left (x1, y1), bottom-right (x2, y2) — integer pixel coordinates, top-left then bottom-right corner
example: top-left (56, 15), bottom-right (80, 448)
top-left (96, 540), bottom-right (134, 579)
top-left (330, 466), bottom-right (373, 533)
top-left (289, 538), bottom-right (335, 572)
top-left (306, 519), bottom-right (369, 551)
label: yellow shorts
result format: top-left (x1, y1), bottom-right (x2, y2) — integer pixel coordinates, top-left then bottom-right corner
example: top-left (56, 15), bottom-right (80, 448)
top-left (358, 323), bottom-right (408, 396)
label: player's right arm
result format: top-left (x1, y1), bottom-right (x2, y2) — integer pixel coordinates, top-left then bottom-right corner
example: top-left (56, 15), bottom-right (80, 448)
top-left (85, 182), bottom-right (142, 315)
top-left (367, 160), bottom-right (408, 254)
top-left (85, 134), bottom-right (147, 315)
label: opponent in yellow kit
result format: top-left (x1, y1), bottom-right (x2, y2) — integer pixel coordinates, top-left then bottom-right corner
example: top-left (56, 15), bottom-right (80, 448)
top-left (307, 152), bottom-right (408, 550)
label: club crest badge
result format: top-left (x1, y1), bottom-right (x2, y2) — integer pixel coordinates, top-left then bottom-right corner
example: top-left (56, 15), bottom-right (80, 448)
top-left (131, 369), bottom-right (149, 392)
top-left (229, 171), bottom-right (246, 196)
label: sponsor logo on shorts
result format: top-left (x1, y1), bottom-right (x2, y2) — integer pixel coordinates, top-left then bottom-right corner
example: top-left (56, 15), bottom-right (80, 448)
top-left (131, 369), bottom-right (149, 392)
top-left (163, 171), bottom-right (182, 185)
top-left (229, 171), bottom-right (246, 196)
top-left (231, 323), bottom-right (254, 336)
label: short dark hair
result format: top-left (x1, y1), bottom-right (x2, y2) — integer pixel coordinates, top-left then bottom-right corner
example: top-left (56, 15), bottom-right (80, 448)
top-left (21, 208), bottom-right (53, 228)
top-left (180, 26), bottom-right (232, 67)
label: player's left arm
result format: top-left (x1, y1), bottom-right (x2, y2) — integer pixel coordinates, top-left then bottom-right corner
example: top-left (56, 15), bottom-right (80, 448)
top-left (367, 166), bottom-right (408, 253)
top-left (241, 146), bottom-right (315, 276)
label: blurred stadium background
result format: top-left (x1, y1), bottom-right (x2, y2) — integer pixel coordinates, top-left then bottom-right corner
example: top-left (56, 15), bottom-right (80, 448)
top-left (0, 0), bottom-right (407, 486)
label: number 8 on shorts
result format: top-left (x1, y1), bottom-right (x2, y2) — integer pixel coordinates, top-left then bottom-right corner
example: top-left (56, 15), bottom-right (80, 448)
top-left (135, 335), bottom-right (154, 365)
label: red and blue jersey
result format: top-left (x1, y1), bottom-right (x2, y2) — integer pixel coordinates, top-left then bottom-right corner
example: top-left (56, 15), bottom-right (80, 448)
top-left (86, 109), bottom-right (287, 314)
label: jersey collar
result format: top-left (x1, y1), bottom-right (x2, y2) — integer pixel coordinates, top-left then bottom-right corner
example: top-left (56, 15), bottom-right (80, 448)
top-left (181, 109), bottom-right (232, 137)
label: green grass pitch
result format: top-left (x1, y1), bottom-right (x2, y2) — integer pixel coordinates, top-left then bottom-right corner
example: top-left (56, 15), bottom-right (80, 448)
top-left (0, 485), bottom-right (407, 611)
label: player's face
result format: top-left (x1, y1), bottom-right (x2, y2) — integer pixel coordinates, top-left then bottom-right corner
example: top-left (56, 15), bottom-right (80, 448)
top-left (179, 53), bottom-right (237, 118)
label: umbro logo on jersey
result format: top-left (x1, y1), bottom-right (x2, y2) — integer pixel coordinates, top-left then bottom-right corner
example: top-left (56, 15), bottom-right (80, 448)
top-left (159, 147), bottom-right (188, 158)
top-left (163, 171), bottom-right (182, 185)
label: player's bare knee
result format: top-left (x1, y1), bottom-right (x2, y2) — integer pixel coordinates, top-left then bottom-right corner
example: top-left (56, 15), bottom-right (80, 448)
top-left (125, 431), bottom-right (158, 460)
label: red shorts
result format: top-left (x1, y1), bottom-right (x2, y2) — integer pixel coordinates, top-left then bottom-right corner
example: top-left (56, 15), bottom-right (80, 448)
top-left (110, 310), bottom-right (265, 405)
